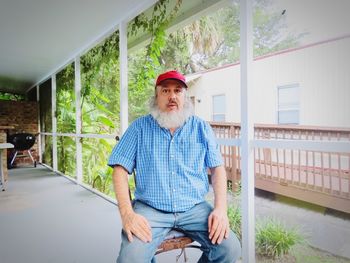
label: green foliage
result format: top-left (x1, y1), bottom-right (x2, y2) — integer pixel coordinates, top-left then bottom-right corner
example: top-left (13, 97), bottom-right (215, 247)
top-left (56, 63), bottom-right (76, 177)
top-left (55, 30), bottom-right (121, 188)
top-left (162, 0), bottom-right (303, 72)
top-left (0, 92), bottom-right (24, 101)
top-left (39, 80), bottom-right (53, 132)
top-left (56, 63), bottom-right (76, 133)
top-left (256, 218), bottom-right (303, 259)
top-left (227, 205), bottom-right (242, 241)
top-left (92, 166), bottom-right (113, 195)
top-left (128, 0), bottom-right (182, 121)
top-left (253, 0), bottom-right (302, 57)
top-left (227, 180), bottom-right (241, 196)
top-left (81, 38), bottom-right (120, 134)
top-left (42, 136), bottom-right (53, 167)
top-left (227, 206), bottom-right (303, 259)
top-left (78, 31), bottom-right (121, 194)
top-left (57, 136), bottom-right (76, 177)
top-left (127, 0), bottom-right (303, 121)
top-left (52, 0), bottom-right (303, 196)
top-left (235, 180), bottom-right (242, 196)
top-left (82, 138), bottom-right (115, 197)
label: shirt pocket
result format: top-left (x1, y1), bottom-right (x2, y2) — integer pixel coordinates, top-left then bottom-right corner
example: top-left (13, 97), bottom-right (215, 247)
top-left (179, 142), bottom-right (206, 171)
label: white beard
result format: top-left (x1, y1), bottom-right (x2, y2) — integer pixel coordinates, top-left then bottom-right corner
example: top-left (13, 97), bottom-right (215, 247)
top-left (150, 97), bottom-right (194, 129)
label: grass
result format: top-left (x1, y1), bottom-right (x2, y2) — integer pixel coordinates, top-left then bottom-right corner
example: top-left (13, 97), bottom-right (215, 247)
top-left (227, 205), bottom-right (242, 241)
top-left (209, 184), bottom-right (350, 262)
top-left (256, 217), bottom-right (303, 259)
top-left (226, 207), bottom-right (304, 260)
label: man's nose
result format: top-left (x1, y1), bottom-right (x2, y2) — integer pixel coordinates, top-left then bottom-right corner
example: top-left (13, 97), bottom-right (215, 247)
top-left (168, 91), bottom-right (177, 99)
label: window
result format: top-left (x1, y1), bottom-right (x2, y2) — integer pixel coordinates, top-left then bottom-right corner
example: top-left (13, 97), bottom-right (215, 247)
top-left (212, 94), bottom-right (226, 121)
top-left (277, 84), bottom-right (300, 124)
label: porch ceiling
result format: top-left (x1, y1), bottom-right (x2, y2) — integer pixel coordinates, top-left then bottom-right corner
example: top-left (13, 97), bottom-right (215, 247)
top-left (0, 0), bottom-right (153, 94)
top-left (0, 0), bottom-right (227, 95)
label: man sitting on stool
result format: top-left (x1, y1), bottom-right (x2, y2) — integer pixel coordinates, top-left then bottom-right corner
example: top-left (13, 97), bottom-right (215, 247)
top-left (108, 70), bottom-right (241, 263)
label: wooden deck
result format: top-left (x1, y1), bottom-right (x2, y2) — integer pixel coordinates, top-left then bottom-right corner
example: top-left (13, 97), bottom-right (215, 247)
top-left (210, 122), bottom-right (350, 213)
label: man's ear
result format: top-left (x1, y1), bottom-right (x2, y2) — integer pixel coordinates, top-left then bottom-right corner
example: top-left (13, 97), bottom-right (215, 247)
top-left (154, 87), bottom-right (159, 98)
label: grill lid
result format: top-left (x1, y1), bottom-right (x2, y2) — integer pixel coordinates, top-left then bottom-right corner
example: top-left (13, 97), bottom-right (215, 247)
top-left (8, 133), bottom-right (36, 151)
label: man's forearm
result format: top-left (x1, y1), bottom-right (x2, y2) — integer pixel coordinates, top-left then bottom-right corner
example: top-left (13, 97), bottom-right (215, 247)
top-left (112, 166), bottom-right (152, 242)
top-left (112, 166), bottom-right (133, 217)
top-left (211, 165), bottom-right (228, 211)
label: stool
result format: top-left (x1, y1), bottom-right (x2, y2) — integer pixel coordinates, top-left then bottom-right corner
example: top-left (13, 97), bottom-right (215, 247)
top-left (156, 230), bottom-right (201, 262)
top-left (0, 143), bottom-right (14, 191)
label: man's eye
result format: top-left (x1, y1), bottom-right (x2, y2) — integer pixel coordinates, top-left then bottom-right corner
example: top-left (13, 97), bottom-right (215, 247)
top-left (162, 89), bottom-right (170, 94)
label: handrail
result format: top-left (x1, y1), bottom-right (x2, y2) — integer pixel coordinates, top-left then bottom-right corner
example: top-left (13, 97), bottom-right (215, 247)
top-left (210, 121), bottom-right (350, 213)
top-left (209, 122), bottom-right (350, 132)
top-left (40, 132), bottom-right (118, 140)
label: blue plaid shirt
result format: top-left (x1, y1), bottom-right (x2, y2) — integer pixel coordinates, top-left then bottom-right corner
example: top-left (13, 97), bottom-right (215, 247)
top-left (108, 114), bottom-right (223, 212)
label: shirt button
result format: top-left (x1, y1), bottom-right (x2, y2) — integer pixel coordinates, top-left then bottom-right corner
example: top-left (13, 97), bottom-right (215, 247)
top-left (170, 154), bottom-right (174, 158)
top-left (171, 172), bottom-right (175, 175)
top-left (173, 189), bottom-right (176, 192)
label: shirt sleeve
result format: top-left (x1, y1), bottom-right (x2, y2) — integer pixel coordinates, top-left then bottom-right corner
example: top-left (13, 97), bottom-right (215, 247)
top-left (107, 121), bottom-right (139, 174)
top-left (203, 121), bottom-right (224, 168)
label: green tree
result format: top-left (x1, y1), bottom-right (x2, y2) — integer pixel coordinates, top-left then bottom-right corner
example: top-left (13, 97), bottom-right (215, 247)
top-left (80, 31), bottom-right (120, 189)
top-left (0, 92), bottom-right (24, 101)
top-left (127, 0), bottom-right (304, 120)
top-left (128, 0), bottom-right (183, 122)
top-left (56, 63), bottom-right (76, 177)
top-left (166, 0), bottom-right (303, 71)
top-left (53, 0), bottom-right (304, 196)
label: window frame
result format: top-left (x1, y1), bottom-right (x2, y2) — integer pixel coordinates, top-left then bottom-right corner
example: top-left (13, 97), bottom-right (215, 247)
top-left (276, 83), bottom-right (300, 125)
top-left (212, 94), bottom-right (226, 122)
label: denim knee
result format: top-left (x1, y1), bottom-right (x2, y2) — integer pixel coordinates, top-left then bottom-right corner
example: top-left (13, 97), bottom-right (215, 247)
top-left (117, 232), bottom-right (156, 263)
top-left (209, 231), bottom-right (241, 263)
top-left (222, 231), bottom-right (241, 262)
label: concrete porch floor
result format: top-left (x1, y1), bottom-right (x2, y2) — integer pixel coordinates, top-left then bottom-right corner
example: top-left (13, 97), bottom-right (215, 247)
top-left (0, 166), bottom-right (202, 263)
top-left (1, 165), bottom-right (349, 262)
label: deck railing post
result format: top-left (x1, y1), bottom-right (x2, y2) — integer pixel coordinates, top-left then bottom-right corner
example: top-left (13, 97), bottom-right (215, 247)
top-left (119, 21), bottom-right (128, 135)
top-left (240, 0), bottom-right (255, 262)
top-left (52, 75), bottom-right (58, 172)
top-left (36, 85), bottom-right (42, 163)
top-left (75, 57), bottom-right (83, 184)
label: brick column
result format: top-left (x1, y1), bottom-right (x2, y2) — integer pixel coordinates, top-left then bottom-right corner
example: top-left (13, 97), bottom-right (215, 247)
top-left (0, 100), bottom-right (39, 167)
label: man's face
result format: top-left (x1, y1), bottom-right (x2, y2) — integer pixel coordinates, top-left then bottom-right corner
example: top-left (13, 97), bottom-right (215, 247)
top-left (156, 80), bottom-right (186, 113)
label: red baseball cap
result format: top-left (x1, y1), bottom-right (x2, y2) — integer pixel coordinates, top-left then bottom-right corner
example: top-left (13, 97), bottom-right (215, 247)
top-left (155, 70), bottom-right (188, 88)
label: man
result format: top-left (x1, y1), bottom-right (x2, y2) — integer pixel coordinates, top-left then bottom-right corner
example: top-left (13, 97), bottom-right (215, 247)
top-left (108, 70), bottom-right (241, 262)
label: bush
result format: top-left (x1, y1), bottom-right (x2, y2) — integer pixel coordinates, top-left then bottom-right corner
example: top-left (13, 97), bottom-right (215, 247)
top-left (256, 218), bottom-right (303, 259)
top-left (227, 205), bottom-right (242, 241)
top-left (227, 180), bottom-right (241, 196)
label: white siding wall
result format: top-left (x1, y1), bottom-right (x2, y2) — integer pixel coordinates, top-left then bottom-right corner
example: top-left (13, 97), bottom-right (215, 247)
top-left (188, 36), bottom-right (350, 127)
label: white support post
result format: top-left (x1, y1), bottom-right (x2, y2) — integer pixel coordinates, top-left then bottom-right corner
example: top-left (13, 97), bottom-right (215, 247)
top-left (75, 57), bottom-right (83, 184)
top-left (240, 0), bottom-right (255, 262)
top-left (119, 21), bottom-right (128, 135)
top-left (52, 75), bottom-right (58, 172)
top-left (36, 85), bottom-right (42, 163)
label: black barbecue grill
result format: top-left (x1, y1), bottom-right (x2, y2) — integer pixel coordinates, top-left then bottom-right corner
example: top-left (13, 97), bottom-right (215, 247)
top-left (8, 133), bottom-right (37, 167)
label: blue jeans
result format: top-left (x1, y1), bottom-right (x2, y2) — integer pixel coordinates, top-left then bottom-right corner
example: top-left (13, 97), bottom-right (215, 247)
top-left (117, 200), bottom-right (241, 263)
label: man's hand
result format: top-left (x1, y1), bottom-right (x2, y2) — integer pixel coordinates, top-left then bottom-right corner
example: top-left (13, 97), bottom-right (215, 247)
top-left (121, 211), bottom-right (152, 243)
top-left (208, 208), bottom-right (230, 245)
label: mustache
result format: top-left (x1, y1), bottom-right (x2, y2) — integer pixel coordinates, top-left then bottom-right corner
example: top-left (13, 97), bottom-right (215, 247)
top-left (167, 100), bottom-right (178, 106)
